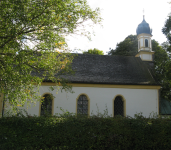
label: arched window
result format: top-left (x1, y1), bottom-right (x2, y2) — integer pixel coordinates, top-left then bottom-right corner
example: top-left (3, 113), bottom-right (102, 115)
top-left (41, 94), bottom-right (53, 116)
top-left (77, 95), bottom-right (88, 115)
top-left (114, 96), bottom-right (124, 116)
top-left (145, 39), bottom-right (148, 47)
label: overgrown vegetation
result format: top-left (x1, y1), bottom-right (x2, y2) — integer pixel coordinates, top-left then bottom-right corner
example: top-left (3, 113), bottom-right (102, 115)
top-left (1, 109), bottom-right (171, 150)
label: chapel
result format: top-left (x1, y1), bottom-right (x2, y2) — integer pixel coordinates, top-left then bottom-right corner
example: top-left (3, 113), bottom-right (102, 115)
top-left (0, 16), bottom-right (161, 118)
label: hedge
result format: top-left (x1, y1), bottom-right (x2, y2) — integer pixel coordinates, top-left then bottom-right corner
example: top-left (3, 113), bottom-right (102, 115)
top-left (1, 115), bottom-right (171, 150)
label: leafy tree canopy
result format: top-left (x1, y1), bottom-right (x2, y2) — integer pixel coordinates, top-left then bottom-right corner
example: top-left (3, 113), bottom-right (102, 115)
top-left (83, 48), bottom-right (104, 55)
top-left (108, 35), bottom-right (138, 56)
top-left (0, 0), bottom-right (101, 110)
top-left (152, 41), bottom-right (171, 100)
top-left (162, 14), bottom-right (171, 53)
top-left (161, 13), bottom-right (171, 100)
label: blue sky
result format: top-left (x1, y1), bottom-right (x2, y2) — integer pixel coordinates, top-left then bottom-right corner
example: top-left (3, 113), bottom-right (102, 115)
top-left (67, 0), bottom-right (171, 54)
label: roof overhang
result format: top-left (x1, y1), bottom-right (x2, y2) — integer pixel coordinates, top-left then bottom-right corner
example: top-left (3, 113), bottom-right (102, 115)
top-left (41, 82), bottom-right (161, 89)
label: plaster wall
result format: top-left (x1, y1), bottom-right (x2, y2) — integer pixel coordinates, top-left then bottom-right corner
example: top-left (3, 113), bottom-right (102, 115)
top-left (144, 48), bottom-right (150, 51)
top-left (141, 54), bottom-right (152, 61)
top-left (140, 38), bottom-right (143, 47)
top-left (149, 39), bottom-right (151, 48)
top-left (23, 86), bottom-right (159, 118)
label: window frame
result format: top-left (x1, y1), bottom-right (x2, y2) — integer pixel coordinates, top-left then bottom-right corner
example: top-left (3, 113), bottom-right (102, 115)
top-left (39, 93), bottom-right (54, 116)
top-left (76, 93), bottom-right (90, 116)
top-left (113, 95), bottom-right (126, 117)
top-left (145, 39), bottom-right (148, 47)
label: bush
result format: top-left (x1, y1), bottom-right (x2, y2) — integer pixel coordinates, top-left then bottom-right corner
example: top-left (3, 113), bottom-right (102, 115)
top-left (1, 111), bottom-right (171, 149)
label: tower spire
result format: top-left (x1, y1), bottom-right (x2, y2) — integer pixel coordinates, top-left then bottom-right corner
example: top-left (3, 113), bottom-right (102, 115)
top-left (136, 12), bottom-right (154, 62)
top-left (143, 9), bottom-right (145, 20)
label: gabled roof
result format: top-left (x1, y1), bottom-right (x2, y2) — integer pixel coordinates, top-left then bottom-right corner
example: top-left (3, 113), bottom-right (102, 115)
top-left (62, 54), bottom-right (159, 85)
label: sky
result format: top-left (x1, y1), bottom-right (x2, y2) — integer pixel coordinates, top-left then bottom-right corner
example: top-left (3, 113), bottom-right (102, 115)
top-left (66, 0), bottom-right (171, 54)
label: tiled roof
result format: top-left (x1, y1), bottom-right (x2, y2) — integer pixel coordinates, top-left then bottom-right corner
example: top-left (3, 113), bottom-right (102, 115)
top-left (60, 54), bottom-right (159, 85)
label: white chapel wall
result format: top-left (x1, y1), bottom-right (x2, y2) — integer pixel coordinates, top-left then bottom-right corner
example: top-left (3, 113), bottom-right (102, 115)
top-left (141, 54), bottom-right (152, 61)
top-left (24, 86), bottom-right (158, 118)
top-left (140, 38), bottom-right (143, 47)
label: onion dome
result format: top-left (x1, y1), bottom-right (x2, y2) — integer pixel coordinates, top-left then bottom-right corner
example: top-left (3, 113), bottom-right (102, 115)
top-left (136, 16), bottom-right (152, 35)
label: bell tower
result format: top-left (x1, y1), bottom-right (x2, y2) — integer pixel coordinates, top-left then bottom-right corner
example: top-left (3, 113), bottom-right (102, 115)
top-left (135, 15), bottom-right (154, 61)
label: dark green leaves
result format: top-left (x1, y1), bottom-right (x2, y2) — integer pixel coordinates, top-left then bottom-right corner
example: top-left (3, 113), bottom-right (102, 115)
top-left (83, 48), bottom-right (104, 55)
top-left (0, 0), bottom-right (101, 110)
top-left (108, 35), bottom-right (138, 56)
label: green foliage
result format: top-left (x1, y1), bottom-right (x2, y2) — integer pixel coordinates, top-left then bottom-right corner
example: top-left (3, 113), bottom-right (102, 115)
top-left (148, 40), bottom-right (171, 101)
top-left (153, 43), bottom-right (171, 100)
top-left (1, 112), bottom-right (171, 150)
top-left (108, 35), bottom-right (138, 56)
top-left (83, 48), bottom-right (104, 55)
top-left (161, 41), bottom-right (171, 52)
top-left (90, 103), bottom-right (112, 118)
top-left (161, 13), bottom-right (171, 100)
top-left (162, 14), bottom-right (171, 48)
top-left (55, 107), bottom-right (77, 119)
top-left (0, 0), bottom-right (101, 109)
top-left (2, 107), bottom-right (30, 118)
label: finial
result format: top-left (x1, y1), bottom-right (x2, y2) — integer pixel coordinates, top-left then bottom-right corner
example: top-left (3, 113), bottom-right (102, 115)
top-left (143, 9), bottom-right (145, 20)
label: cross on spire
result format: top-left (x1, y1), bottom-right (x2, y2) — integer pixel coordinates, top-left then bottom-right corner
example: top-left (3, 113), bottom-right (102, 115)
top-left (143, 9), bottom-right (145, 20)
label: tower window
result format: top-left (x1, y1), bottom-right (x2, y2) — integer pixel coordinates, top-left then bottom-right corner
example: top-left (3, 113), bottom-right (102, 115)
top-left (145, 39), bottom-right (148, 47)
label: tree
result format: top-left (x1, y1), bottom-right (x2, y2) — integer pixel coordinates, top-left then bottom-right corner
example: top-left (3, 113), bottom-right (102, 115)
top-left (151, 40), bottom-right (171, 100)
top-left (108, 34), bottom-right (171, 101)
top-left (162, 15), bottom-right (171, 48)
top-left (83, 48), bottom-right (104, 55)
top-left (153, 45), bottom-right (171, 100)
top-left (0, 0), bottom-right (101, 110)
top-left (108, 35), bottom-right (138, 56)
top-left (161, 41), bottom-right (171, 52)
top-left (162, 16), bottom-right (171, 100)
